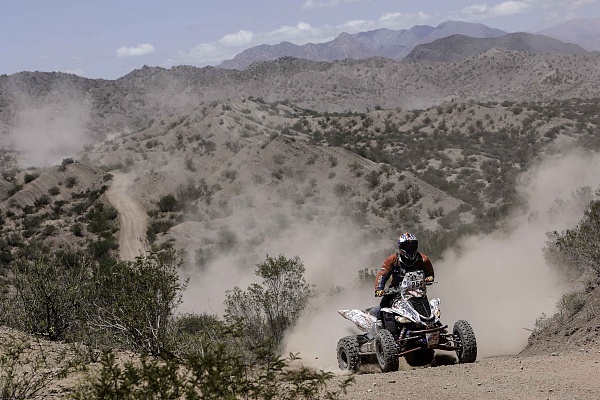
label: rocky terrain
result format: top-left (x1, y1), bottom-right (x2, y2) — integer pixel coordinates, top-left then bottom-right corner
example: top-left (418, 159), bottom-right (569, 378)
top-left (1, 45), bottom-right (600, 398)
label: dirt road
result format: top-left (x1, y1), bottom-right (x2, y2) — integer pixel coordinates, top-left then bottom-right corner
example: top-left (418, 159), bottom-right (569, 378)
top-left (106, 172), bottom-right (147, 261)
top-left (332, 346), bottom-right (600, 400)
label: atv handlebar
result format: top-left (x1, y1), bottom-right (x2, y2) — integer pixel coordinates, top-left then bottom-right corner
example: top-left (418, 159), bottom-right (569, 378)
top-left (382, 281), bottom-right (435, 295)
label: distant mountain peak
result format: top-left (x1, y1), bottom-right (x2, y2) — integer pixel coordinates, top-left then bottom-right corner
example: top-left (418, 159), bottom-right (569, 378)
top-left (404, 32), bottom-right (588, 63)
top-left (218, 20), bottom-right (507, 70)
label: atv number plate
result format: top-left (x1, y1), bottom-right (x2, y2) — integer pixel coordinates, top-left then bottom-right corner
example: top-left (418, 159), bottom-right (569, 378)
top-left (426, 332), bottom-right (440, 348)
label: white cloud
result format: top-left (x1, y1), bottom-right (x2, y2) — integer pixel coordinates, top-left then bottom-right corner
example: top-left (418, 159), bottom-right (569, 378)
top-left (462, 1), bottom-right (534, 18)
top-left (379, 11), bottom-right (432, 25)
top-left (171, 22), bottom-right (327, 66)
top-left (116, 43), bottom-right (156, 57)
top-left (217, 30), bottom-right (254, 47)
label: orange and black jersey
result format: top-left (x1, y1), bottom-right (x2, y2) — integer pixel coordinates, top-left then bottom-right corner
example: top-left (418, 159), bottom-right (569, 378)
top-left (374, 252), bottom-right (434, 291)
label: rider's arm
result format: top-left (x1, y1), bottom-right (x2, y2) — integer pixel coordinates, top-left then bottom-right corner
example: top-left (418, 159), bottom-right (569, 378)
top-left (421, 253), bottom-right (434, 280)
top-left (375, 254), bottom-right (397, 291)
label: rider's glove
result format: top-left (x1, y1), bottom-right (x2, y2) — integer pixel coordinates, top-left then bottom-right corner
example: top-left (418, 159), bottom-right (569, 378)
top-left (375, 290), bottom-right (385, 297)
top-left (425, 276), bottom-right (434, 283)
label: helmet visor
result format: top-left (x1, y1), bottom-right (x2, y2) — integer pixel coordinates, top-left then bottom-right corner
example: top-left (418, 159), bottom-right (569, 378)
top-left (400, 241), bottom-right (418, 257)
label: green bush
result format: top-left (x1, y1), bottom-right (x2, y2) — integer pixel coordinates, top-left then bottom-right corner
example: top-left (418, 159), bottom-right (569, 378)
top-left (158, 194), bottom-right (179, 213)
top-left (5, 252), bottom-right (93, 340)
top-left (72, 345), bottom-right (352, 400)
top-left (225, 254), bottom-right (315, 349)
top-left (23, 173), bottom-right (39, 184)
top-left (545, 199), bottom-right (600, 277)
top-left (84, 252), bottom-right (186, 355)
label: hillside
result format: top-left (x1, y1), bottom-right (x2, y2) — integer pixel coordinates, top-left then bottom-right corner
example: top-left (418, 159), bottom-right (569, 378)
top-left (404, 32), bottom-right (588, 62)
top-left (2, 51), bottom-right (600, 398)
top-left (2, 51), bottom-right (600, 125)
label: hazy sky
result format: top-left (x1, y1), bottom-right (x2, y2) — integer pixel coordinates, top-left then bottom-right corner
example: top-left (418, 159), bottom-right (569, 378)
top-left (2, 0), bottom-right (599, 79)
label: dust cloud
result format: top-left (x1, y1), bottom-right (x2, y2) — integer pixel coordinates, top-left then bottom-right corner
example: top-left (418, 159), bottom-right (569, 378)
top-left (181, 148), bottom-right (600, 370)
top-left (431, 149), bottom-right (600, 358)
top-left (3, 88), bottom-right (92, 167)
top-left (179, 220), bottom-right (386, 316)
top-left (282, 149), bottom-right (600, 368)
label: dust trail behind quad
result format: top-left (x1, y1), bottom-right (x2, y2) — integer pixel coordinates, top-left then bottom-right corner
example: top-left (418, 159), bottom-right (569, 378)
top-left (106, 172), bottom-right (148, 261)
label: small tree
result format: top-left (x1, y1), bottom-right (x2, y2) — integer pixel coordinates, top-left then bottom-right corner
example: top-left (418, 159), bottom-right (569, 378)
top-left (6, 251), bottom-right (92, 340)
top-left (85, 252), bottom-right (187, 355)
top-left (225, 255), bottom-right (315, 348)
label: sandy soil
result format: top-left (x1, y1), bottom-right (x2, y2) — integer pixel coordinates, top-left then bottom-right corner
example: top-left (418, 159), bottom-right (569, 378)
top-left (332, 344), bottom-right (600, 400)
top-left (105, 172), bottom-right (147, 261)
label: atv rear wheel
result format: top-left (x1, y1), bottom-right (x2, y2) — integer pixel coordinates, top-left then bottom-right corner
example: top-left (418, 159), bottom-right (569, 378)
top-left (375, 329), bottom-right (399, 372)
top-left (405, 348), bottom-right (435, 367)
top-left (453, 320), bottom-right (477, 363)
top-left (337, 336), bottom-right (360, 372)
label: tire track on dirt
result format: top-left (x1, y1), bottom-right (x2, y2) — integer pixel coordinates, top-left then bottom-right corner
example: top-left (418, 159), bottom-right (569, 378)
top-left (106, 172), bottom-right (147, 261)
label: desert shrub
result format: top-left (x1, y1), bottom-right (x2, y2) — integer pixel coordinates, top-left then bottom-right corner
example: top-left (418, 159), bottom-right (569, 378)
top-left (34, 194), bottom-right (50, 207)
top-left (23, 173), bottom-right (39, 184)
top-left (349, 161), bottom-right (363, 176)
top-left (87, 203), bottom-right (118, 233)
top-left (72, 345), bottom-right (352, 400)
top-left (223, 169), bottom-right (238, 181)
top-left (81, 253), bottom-right (185, 355)
top-left (146, 220), bottom-right (176, 243)
top-left (558, 291), bottom-right (587, 316)
top-left (380, 195), bottom-right (395, 209)
top-left (65, 176), bottom-right (78, 188)
top-left (306, 154), bottom-right (319, 165)
top-left (158, 194), bottom-right (179, 213)
top-left (72, 223), bottom-right (84, 237)
top-left (224, 255), bottom-right (315, 349)
top-left (0, 334), bottom-right (74, 399)
top-left (4, 251), bottom-right (93, 340)
top-left (184, 158), bottom-right (196, 172)
top-left (87, 237), bottom-right (118, 260)
top-left (545, 198), bottom-right (600, 277)
top-left (328, 155), bottom-right (338, 167)
top-left (333, 183), bottom-right (352, 198)
top-left (48, 186), bottom-right (60, 196)
top-left (365, 170), bottom-right (380, 189)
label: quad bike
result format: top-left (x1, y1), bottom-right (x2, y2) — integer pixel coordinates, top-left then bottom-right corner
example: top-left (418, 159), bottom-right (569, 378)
top-left (337, 270), bottom-right (477, 372)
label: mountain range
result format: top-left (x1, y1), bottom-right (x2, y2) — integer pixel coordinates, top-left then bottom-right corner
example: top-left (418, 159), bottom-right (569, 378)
top-left (219, 19), bottom-right (599, 70)
top-left (219, 21), bottom-right (507, 70)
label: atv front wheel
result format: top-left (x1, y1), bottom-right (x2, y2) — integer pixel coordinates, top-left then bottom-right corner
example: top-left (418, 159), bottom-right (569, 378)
top-left (337, 336), bottom-right (360, 372)
top-left (375, 329), bottom-right (399, 372)
top-left (453, 320), bottom-right (477, 363)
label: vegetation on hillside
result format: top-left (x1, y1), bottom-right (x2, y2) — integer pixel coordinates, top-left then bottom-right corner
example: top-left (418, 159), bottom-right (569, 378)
top-left (531, 190), bottom-right (600, 341)
top-left (0, 251), bottom-right (351, 398)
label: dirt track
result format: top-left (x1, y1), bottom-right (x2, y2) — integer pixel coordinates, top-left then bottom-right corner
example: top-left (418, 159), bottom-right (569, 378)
top-left (333, 346), bottom-right (600, 400)
top-left (106, 172), bottom-right (147, 261)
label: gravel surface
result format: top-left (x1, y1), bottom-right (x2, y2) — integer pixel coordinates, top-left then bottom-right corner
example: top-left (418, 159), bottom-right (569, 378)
top-left (105, 172), bottom-right (147, 261)
top-left (331, 346), bottom-right (600, 400)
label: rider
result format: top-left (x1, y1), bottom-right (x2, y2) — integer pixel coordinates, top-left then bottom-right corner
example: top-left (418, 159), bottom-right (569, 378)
top-left (373, 232), bottom-right (435, 314)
